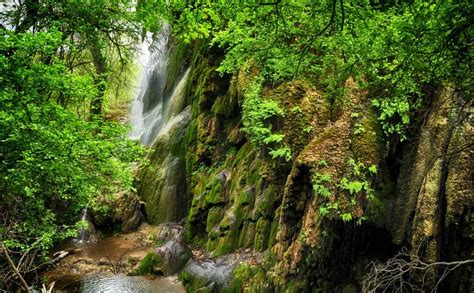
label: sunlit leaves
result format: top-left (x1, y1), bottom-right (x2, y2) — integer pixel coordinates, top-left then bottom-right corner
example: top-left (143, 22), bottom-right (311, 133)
top-left (163, 0), bottom-right (472, 140)
top-left (0, 30), bottom-right (144, 253)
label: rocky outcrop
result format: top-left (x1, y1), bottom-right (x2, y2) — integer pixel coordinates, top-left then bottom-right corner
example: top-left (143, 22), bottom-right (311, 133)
top-left (135, 38), bottom-right (191, 225)
top-left (91, 192), bottom-right (143, 233)
top-left (136, 107), bottom-right (191, 224)
top-left (180, 250), bottom-right (263, 292)
top-left (181, 258), bottom-right (234, 291)
top-left (386, 89), bottom-right (473, 290)
top-left (138, 43), bottom-right (473, 291)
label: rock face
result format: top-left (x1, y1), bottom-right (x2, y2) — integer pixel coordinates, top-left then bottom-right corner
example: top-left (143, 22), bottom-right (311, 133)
top-left (138, 44), bottom-right (473, 291)
top-left (179, 250), bottom-right (263, 292)
top-left (385, 90), bottom-right (473, 290)
top-left (137, 107), bottom-right (191, 224)
top-left (135, 39), bottom-right (191, 225)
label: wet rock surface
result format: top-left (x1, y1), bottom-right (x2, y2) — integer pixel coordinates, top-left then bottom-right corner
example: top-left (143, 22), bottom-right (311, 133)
top-left (139, 240), bottom-right (192, 276)
top-left (182, 258), bottom-right (234, 290)
top-left (180, 248), bottom-right (263, 291)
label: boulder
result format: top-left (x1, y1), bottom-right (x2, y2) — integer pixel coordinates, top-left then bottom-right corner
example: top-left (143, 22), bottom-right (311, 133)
top-left (91, 192), bottom-right (143, 233)
top-left (138, 240), bottom-right (192, 276)
top-left (180, 257), bottom-right (236, 291)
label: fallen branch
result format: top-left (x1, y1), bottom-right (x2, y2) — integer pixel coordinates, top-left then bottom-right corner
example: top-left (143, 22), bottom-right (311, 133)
top-left (1, 243), bottom-right (31, 293)
top-left (362, 247), bottom-right (474, 293)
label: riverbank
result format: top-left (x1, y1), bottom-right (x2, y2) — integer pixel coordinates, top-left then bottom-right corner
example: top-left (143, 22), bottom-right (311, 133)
top-left (42, 224), bottom-right (185, 292)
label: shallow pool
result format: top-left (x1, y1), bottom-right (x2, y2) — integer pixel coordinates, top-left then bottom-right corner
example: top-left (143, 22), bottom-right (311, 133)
top-left (60, 273), bottom-right (185, 293)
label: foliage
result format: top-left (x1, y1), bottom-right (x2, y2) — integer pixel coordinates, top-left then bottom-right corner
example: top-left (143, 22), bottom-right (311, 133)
top-left (0, 26), bottom-right (143, 270)
top-left (157, 0), bottom-right (473, 139)
top-left (1, 0), bottom-right (146, 116)
top-left (312, 159), bottom-right (377, 223)
top-left (241, 75), bottom-right (291, 161)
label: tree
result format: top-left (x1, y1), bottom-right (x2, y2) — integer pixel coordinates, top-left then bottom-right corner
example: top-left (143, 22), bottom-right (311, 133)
top-left (0, 11), bottom-right (144, 291)
top-left (159, 0), bottom-right (472, 138)
top-left (2, 0), bottom-right (142, 116)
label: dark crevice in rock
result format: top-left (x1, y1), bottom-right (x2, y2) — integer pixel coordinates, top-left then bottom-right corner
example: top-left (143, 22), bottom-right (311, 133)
top-left (436, 96), bottom-right (464, 263)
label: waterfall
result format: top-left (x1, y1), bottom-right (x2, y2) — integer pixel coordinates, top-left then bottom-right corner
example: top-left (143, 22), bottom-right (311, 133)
top-left (76, 204), bottom-right (90, 243)
top-left (162, 68), bottom-right (191, 125)
top-left (130, 24), bottom-right (191, 224)
top-left (128, 24), bottom-right (190, 147)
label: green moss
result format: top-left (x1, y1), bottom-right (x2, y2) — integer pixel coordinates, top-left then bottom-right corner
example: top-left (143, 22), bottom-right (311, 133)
top-left (254, 186), bottom-right (276, 218)
top-left (136, 252), bottom-right (163, 275)
top-left (179, 271), bottom-right (214, 293)
top-left (224, 263), bottom-right (267, 292)
top-left (206, 207), bottom-right (224, 233)
top-left (351, 109), bottom-right (383, 166)
top-left (204, 178), bottom-right (224, 204)
top-left (212, 232), bottom-right (238, 256)
top-left (164, 41), bottom-right (189, 96)
top-left (268, 219), bottom-right (280, 248)
top-left (211, 207), bottom-right (242, 255)
top-left (238, 221), bottom-right (256, 248)
top-left (212, 92), bottom-right (238, 116)
top-left (254, 218), bottom-right (270, 251)
top-left (235, 188), bottom-right (253, 206)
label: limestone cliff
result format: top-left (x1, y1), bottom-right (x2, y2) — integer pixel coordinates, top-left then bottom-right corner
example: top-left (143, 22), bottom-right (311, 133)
top-left (138, 43), bottom-right (473, 291)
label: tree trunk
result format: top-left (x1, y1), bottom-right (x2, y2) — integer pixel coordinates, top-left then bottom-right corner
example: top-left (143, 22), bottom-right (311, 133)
top-left (89, 40), bottom-right (107, 117)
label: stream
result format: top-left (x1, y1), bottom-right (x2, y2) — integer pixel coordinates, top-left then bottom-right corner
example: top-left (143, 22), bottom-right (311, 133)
top-left (72, 274), bottom-right (184, 292)
top-left (42, 24), bottom-right (191, 292)
top-left (42, 224), bottom-right (185, 292)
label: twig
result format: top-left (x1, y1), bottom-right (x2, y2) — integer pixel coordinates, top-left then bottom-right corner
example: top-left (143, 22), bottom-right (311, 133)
top-left (362, 246), bottom-right (474, 292)
top-left (295, 0), bottom-right (338, 76)
top-left (1, 243), bottom-right (31, 293)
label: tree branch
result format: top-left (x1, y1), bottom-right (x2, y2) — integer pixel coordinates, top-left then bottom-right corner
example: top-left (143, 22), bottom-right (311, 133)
top-left (1, 243), bottom-right (31, 293)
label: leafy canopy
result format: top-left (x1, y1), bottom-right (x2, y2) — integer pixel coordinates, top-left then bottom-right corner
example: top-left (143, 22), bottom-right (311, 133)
top-left (0, 25), bottom-right (143, 255)
top-left (158, 0), bottom-right (473, 138)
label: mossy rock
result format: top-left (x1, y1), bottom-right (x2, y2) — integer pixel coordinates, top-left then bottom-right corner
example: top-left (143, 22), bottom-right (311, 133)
top-left (238, 221), bottom-right (256, 248)
top-left (204, 177), bottom-right (225, 204)
top-left (350, 108), bottom-right (383, 166)
top-left (164, 41), bottom-right (189, 96)
top-left (180, 257), bottom-right (235, 292)
top-left (212, 229), bottom-right (239, 256)
top-left (254, 218), bottom-right (270, 251)
top-left (212, 92), bottom-right (238, 117)
top-left (137, 240), bottom-right (192, 276)
top-left (225, 263), bottom-right (268, 292)
top-left (180, 271), bottom-right (214, 293)
top-left (206, 207), bottom-right (225, 233)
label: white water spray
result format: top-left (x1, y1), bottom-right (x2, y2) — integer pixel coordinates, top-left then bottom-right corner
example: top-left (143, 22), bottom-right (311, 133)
top-left (76, 203), bottom-right (90, 243)
top-left (128, 24), bottom-right (190, 146)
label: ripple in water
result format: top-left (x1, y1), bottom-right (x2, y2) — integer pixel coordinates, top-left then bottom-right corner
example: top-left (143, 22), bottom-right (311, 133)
top-left (78, 274), bottom-right (185, 293)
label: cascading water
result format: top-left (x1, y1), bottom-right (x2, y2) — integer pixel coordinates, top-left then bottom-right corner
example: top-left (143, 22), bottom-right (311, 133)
top-left (76, 204), bottom-right (91, 243)
top-left (128, 24), bottom-right (192, 224)
top-left (128, 24), bottom-right (190, 147)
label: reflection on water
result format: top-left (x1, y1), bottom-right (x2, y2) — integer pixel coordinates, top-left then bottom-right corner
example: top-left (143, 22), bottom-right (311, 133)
top-left (63, 273), bottom-right (185, 293)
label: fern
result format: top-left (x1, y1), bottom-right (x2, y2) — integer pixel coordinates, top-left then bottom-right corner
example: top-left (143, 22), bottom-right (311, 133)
top-left (241, 76), bottom-right (292, 161)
